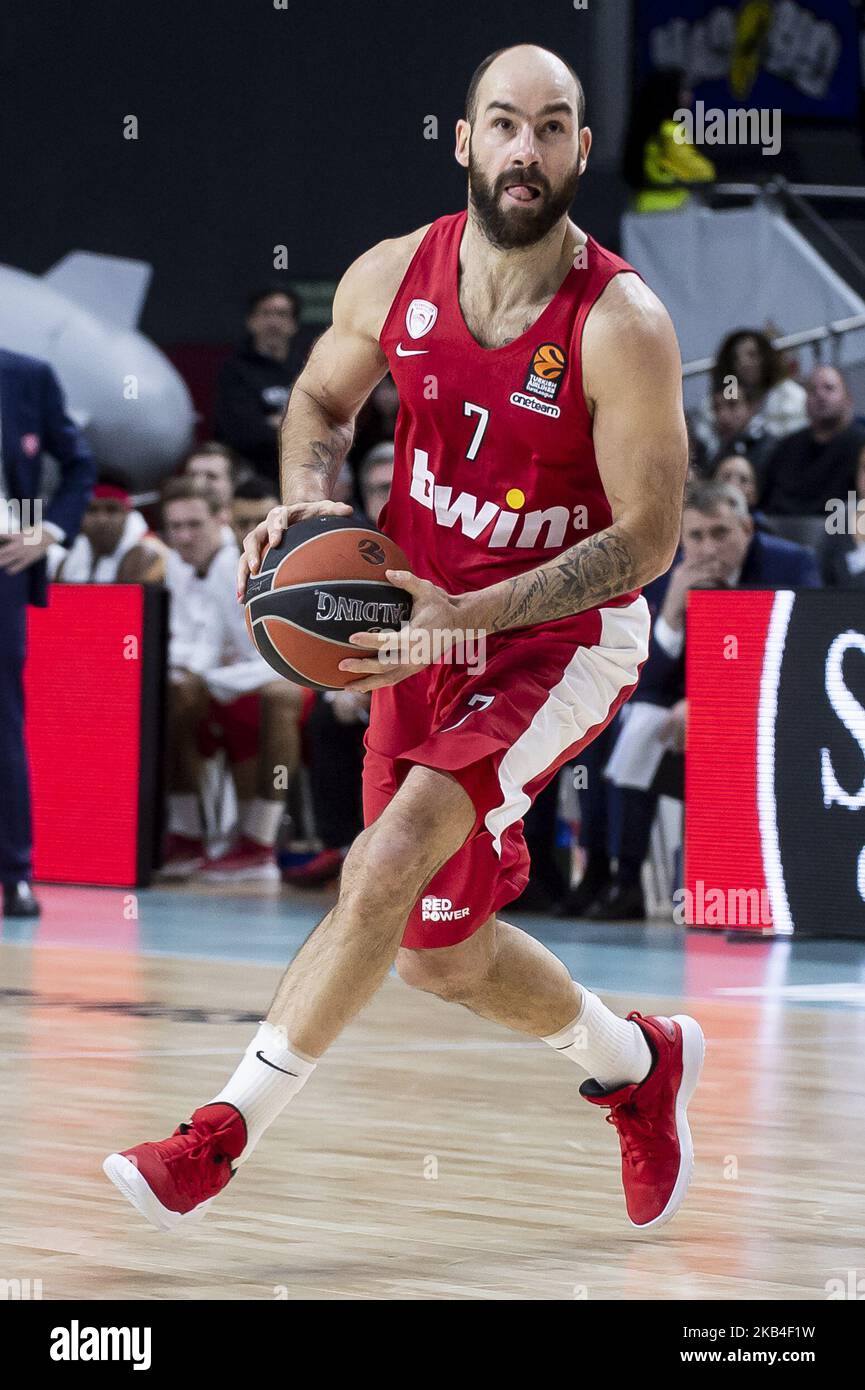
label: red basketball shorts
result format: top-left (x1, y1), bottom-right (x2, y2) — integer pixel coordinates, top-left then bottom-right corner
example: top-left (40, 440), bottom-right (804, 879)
top-left (362, 594), bottom-right (651, 949)
top-left (197, 693), bottom-right (262, 764)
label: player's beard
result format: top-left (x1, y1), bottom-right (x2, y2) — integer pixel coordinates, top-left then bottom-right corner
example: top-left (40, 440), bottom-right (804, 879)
top-left (468, 145), bottom-right (581, 249)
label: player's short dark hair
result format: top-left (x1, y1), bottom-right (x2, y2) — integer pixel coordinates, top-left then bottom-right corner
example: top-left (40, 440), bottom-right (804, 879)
top-left (465, 46), bottom-right (586, 128)
top-left (233, 474), bottom-right (280, 502)
top-left (161, 476), bottom-right (224, 516)
top-left (247, 285), bottom-right (300, 318)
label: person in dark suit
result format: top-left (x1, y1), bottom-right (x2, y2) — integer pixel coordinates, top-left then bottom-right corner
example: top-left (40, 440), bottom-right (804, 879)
top-left (759, 366), bottom-right (865, 516)
top-left (585, 479), bottom-right (820, 921)
top-left (0, 349), bottom-right (95, 917)
top-left (819, 440), bottom-right (865, 588)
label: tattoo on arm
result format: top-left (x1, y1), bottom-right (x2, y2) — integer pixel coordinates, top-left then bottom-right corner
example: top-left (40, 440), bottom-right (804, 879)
top-left (280, 414), bottom-right (354, 502)
top-left (488, 525), bottom-right (639, 632)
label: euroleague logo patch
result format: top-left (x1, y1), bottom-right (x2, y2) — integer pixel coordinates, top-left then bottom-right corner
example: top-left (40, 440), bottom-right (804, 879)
top-left (523, 343), bottom-right (567, 403)
top-left (357, 538), bottom-right (386, 565)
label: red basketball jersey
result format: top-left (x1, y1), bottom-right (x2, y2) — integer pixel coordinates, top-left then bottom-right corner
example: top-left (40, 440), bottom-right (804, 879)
top-left (378, 210), bottom-right (643, 623)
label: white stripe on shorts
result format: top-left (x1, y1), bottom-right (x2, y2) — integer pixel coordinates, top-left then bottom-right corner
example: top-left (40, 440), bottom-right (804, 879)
top-left (484, 594), bottom-right (651, 856)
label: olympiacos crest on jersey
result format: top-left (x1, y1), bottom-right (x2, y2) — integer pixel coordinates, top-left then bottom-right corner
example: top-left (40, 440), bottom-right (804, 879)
top-left (405, 298), bottom-right (438, 339)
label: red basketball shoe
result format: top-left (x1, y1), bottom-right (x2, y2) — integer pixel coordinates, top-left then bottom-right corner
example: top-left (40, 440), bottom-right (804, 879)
top-left (103, 1103), bottom-right (247, 1232)
top-left (200, 836), bottom-right (280, 882)
top-left (157, 833), bottom-right (206, 880)
top-left (580, 1012), bottom-right (705, 1229)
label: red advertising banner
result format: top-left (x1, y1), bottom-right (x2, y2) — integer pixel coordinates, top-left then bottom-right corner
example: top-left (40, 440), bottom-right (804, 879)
top-left (24, 584), bottom-right (163, 887)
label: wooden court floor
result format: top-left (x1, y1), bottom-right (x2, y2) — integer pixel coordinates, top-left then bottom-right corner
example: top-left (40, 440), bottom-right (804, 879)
top-left (2, 926), bottom-right (865, 1301)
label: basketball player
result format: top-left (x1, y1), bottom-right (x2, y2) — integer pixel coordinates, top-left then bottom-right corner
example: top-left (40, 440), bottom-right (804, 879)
top-left (104, 45), bottom-right (703, 1232)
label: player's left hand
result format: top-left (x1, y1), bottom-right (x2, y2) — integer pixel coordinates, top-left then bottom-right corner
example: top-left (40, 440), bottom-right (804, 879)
top-left (338, 569), bottom-right (465, 692)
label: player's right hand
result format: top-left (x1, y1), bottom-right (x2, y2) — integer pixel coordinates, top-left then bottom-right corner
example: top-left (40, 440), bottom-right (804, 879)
top-left (236, 499), bottom-right (353, 599)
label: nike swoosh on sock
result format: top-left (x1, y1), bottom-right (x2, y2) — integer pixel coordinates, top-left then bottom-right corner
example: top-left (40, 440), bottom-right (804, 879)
top-left (255, 1050), bottom-right (299, 1076)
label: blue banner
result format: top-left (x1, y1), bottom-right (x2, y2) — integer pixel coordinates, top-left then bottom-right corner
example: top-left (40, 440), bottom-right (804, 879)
top-left (635, 0), bottom-right (861, 120)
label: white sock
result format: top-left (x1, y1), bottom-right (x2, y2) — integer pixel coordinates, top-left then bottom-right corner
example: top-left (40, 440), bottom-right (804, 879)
top-left (168, 793), bottom-right (201, 837)
top-left (208, 1021), bottom-right (317, 1162)
top-left (239, 798), bottom-right (283, 847)
top-left (542, 988), bottom-right (652, 1091)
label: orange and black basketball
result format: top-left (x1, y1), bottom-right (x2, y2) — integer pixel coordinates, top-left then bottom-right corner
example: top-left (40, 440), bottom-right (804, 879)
top-left (531, 343), bottom-right (567, 379)
top-left (243, 514), bottom-right (412, 690)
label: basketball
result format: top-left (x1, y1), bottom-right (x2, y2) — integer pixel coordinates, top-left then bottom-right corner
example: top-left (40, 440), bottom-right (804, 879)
top-left (243, 514), bottom-right (412, 690)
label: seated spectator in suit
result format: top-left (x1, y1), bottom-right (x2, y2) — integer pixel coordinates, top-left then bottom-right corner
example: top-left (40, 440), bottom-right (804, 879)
top-left (819, 439), bottom-right (865, 588)
top-left (283, 443), bottom-right (394, 888)
top-left (161, 477), bottom-right (300, 881)
top-left (760, 366), bottom-right (865, 516)
top-left (693, 330), bottom-right (807, 457)
top-left (214, 287), bottom-right (314, 488)
top-left (49, 478), bottom-right (167, 583)
top-left (712, 453), bottom-right (777, 534)
top-left (597, 480), bottom-right (820, 920)
top-left (231, 475), bottom-right (279, 552)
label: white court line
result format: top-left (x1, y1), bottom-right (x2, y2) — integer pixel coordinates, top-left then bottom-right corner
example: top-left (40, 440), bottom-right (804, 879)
top-left (717, 982), bottom-right (865, 1003)
top-left (0, 1040), bottom-right (540, 1061)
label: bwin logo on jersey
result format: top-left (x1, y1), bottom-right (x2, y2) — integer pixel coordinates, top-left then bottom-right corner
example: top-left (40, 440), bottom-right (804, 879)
top-left (410, 448), bottom-right (578, 549)
top-left (315, 593), bottom-right (406, 624)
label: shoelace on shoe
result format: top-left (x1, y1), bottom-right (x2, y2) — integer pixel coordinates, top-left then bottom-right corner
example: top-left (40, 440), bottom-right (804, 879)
top-left (604, 1103), bottom-right (658, 1170)
top-left (143, 1121), bottom-right (236, 1203)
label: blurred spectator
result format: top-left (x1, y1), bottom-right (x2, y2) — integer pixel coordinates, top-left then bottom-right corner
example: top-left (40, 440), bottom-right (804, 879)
top-left (214, 287), bottom-right (314, 487)
top-left (685, 416), bottom-right (707, 477)
top-left (183, 442), bottom-right (239, 507)
top-left (556, 571), bottom-right (674, 919)
top-left (231, 474), bottom-right (279, 552)
top-left (622, 67), bottom-right (714, 213)
top-left (760, 366), bottom-right (865, 516)
top-left (0, 349), bottom-right (95, 918)
top-left (509, 777), bottom-right (570, 913)
top-left (333, 460), bottom-right (354, 506)
top-left (283, 441), bottom-right (394, 888)
top-left (712, 453), bottom-right (776, 533)
top-left (358, 441), bottom-right (395, 525)
top-left (693, 330), bottom-right (807, 456)
top-left (351, 376), bottom-right (399, 467)
top-left (819, 440), bottom-right (865, 588)
top-left (183, 441), bottom-right (242, 547)
top-left (50, 478), bottom-right (167, 583)
top-left (594, 481), bottom-right (820, 920)
top-left (161, 477), bottom-right (300, 881)
top-left (700, 389), bottom-right (776, 488)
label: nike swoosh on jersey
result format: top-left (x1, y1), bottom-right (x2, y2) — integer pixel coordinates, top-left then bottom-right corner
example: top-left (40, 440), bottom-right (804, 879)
top-left (255, 1050), bottom-right (299, 1076)
top-left (395, 343), bottom-right (429, 356)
